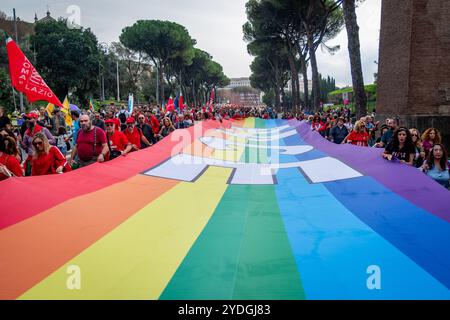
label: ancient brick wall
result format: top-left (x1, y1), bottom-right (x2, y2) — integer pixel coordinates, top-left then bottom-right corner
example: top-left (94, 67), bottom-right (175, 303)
top-left (377, 0), bottom-right (450, 147)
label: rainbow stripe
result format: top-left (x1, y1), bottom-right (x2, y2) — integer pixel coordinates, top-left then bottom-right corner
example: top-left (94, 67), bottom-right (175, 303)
top-left (0, 118), bottom-right (449, 300)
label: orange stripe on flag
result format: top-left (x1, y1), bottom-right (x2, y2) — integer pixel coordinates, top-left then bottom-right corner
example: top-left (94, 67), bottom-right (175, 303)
top-left (0, 175), bottom-right (178, 299)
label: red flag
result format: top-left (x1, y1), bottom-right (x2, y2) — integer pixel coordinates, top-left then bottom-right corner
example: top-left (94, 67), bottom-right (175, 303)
top-left (6, 36), bottom-right (63, 107)
top-left (166, 96), bottom-right (174, 112)
top-left (179, 94), bottom-right (184, 111)
top-left (166, 104), bottom-right (174, 112)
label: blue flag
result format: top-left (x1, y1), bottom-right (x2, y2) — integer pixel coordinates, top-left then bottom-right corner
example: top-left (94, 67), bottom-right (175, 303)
top-left (174, 95), bottom-right (179, 112)
top-left (128, 94), bottom-right (134, 114)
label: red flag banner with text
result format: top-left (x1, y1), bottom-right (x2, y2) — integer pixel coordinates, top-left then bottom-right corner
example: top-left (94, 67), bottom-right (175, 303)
top-left (6, 37), bottom-right (63, 107)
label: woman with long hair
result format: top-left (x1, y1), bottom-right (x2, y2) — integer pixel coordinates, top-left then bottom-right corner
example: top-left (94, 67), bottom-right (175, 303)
top-left (311, 115), bottom-right (322, 131)
top-left (344, 117), bottom-right (353, 132)
top-left (421, 143), bottom-right (449, 189)
top-left (0, 135), bottom-right (23, 180)
top-left (27, 132), bottom-right (71, 176)
top-left (421, 128), bottom-right (442, 156)
top-left (0, 127), bottom-right (21, 162)
top-left (382, 127), bottom-right (415, 165)
top-left (409, 128), bottom-right (425, 168)
top-left (158, 117), bottom-right (176, 139)
top-left (344, 120), bottom-right (369, 147)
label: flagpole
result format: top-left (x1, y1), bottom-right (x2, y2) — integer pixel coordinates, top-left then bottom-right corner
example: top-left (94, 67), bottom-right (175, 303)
top-left (156, 66), bottom-right (159, 106)
top-left (116, 60), bottom-right (120, 102)
top-left (101, 74), bottom-right (105, 101)
top-left (13, 8), bottom-right (24, 113)
top-left (5, 31), bottom-right (17, 111)
top-left (98, 60), bottom-right (102, 101)
top-left (192, 79), bottom-right (195, 107)
top-left (11, 87), bottom-right (17, 111)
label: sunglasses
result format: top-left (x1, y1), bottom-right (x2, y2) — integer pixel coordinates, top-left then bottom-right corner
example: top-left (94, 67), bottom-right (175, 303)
top-left (106, 124), bottom-right (115, 127)
top-left (411, 134), bottom-right (418, 137)
top-left (33, 141), bottom-right (43, 146)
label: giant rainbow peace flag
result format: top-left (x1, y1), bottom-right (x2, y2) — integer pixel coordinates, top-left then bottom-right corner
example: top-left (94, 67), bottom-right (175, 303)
top-left (1, 118), bottom-right (449, 300)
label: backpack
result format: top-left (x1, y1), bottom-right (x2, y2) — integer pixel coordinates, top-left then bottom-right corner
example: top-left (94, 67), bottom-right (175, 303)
top-left (118, 111), bottom-right (127, 124)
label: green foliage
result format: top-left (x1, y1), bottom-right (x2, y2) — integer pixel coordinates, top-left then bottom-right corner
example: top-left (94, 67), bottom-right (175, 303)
top-left (328, 84), bottom-right (377, 96)
top-left (244, 0), bottom-right (344, 109)
top-left (327, 100), bottom-right (376, 113)
top-left (319, 74), bottom-right (337, 102)
top-left (1, 16), bottom-right (229, 109)
top-left (120, 20), bottom-right (195, 68)
top-left (120, 20), bottom-right (228, 105)
top-left (31, 19), bottom-right (100, 105)
top-left (0, 68), bottom-right (16, 113)
top-left (262, 89), bottom-right (276, 106)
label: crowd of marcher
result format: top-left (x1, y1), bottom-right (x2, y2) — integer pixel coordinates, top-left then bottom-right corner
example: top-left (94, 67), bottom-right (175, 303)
top-left (0, 103), bottom-right (448, 189)
top-left (298, 107), bottom-right (449, 189)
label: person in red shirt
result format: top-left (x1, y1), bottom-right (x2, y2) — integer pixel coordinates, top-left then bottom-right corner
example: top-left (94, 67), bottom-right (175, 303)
top-left (345, 120), bottom-right (370, 147)
top-left (22, 112), bottom-right (56, 156)
top-left (105, 119), bottom-right (132, 159)
top-left (149, 111), bottom-right (161, 135)
top-left (124, 117), bottom-right (151, 151)
top-left (311, 115), bottom-right (322, 131)
top-left (26, 132), bottom-right (71, 176)
top-left (105, 110), bottom-right (121, 131)
top-left (70, 115), bottom-right (109, 168)
top-left (0, 135), bottom-right (23, 180)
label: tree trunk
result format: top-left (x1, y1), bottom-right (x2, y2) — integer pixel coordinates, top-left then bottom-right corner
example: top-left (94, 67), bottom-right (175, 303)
top-left (343, 0), bottom-right (367, 119)
top-left (280, 87), bottom-right (286, 110)
top-left (159, 65), bottom-right (165, 105)
top-left (274, 64), bottom-right (282, 109)
top-left (307, 34), bottom-right (321, 112)
top-left (295, 69), bottom-right (302, 113)
top-left (300, 55), bottom-right (310, 112)
top-left (274, 84), bottom-right (281, 109)
top-left (286, 49), bottom-right (299, 111)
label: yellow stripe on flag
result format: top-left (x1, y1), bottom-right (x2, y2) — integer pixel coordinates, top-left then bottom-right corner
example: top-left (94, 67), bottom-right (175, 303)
top-left (61, 96), bottom-right (73, 127)
top-left (45, 103), bottom-right (54, 119)
top-left (19, 166), bottom-right (231, 300)
top-left (210, 117), bottom-right (254, 162)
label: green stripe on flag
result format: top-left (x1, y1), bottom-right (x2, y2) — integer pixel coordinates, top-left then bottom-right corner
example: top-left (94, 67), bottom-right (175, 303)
top-left (161, 119), bottom-right (305, 300)
top-left (160, 185), bottom-right (305, 300)
top-left (243, 118), bottom-right (269, 164)
top-left (231, 185), bottom-right (306, 300)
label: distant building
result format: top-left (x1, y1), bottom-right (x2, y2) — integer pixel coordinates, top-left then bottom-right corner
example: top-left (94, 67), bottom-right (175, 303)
top-left (218, 77), bottom-right (261, 105)
top-left (217, 87), bottom-right (261, 105)
top-left (224, 77), bottom-right (252, 89)
top-left (35, 9), bottom-right (56, 24)
top-left (286, 75), bottom-right (313, 94)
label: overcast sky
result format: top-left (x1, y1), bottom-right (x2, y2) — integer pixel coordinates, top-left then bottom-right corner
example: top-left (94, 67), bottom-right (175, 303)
top-left (5, 0), bottom-right (381, 87)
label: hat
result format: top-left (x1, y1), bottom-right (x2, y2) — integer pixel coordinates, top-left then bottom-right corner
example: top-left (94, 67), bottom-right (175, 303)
top-left (26, 113), bottom-right (39, 119)
top-left (126, 117), bottom-right (135, 124)
top-left (105, 119), bottom-right (115, 125)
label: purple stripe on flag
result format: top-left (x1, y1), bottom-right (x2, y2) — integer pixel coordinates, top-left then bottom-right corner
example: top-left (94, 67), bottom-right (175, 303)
top-left (291, 120), bottom-right (450, 223)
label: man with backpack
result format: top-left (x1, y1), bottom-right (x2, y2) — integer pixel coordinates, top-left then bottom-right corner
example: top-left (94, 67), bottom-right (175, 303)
top-left (117, 106), bottom-right (129, 132)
